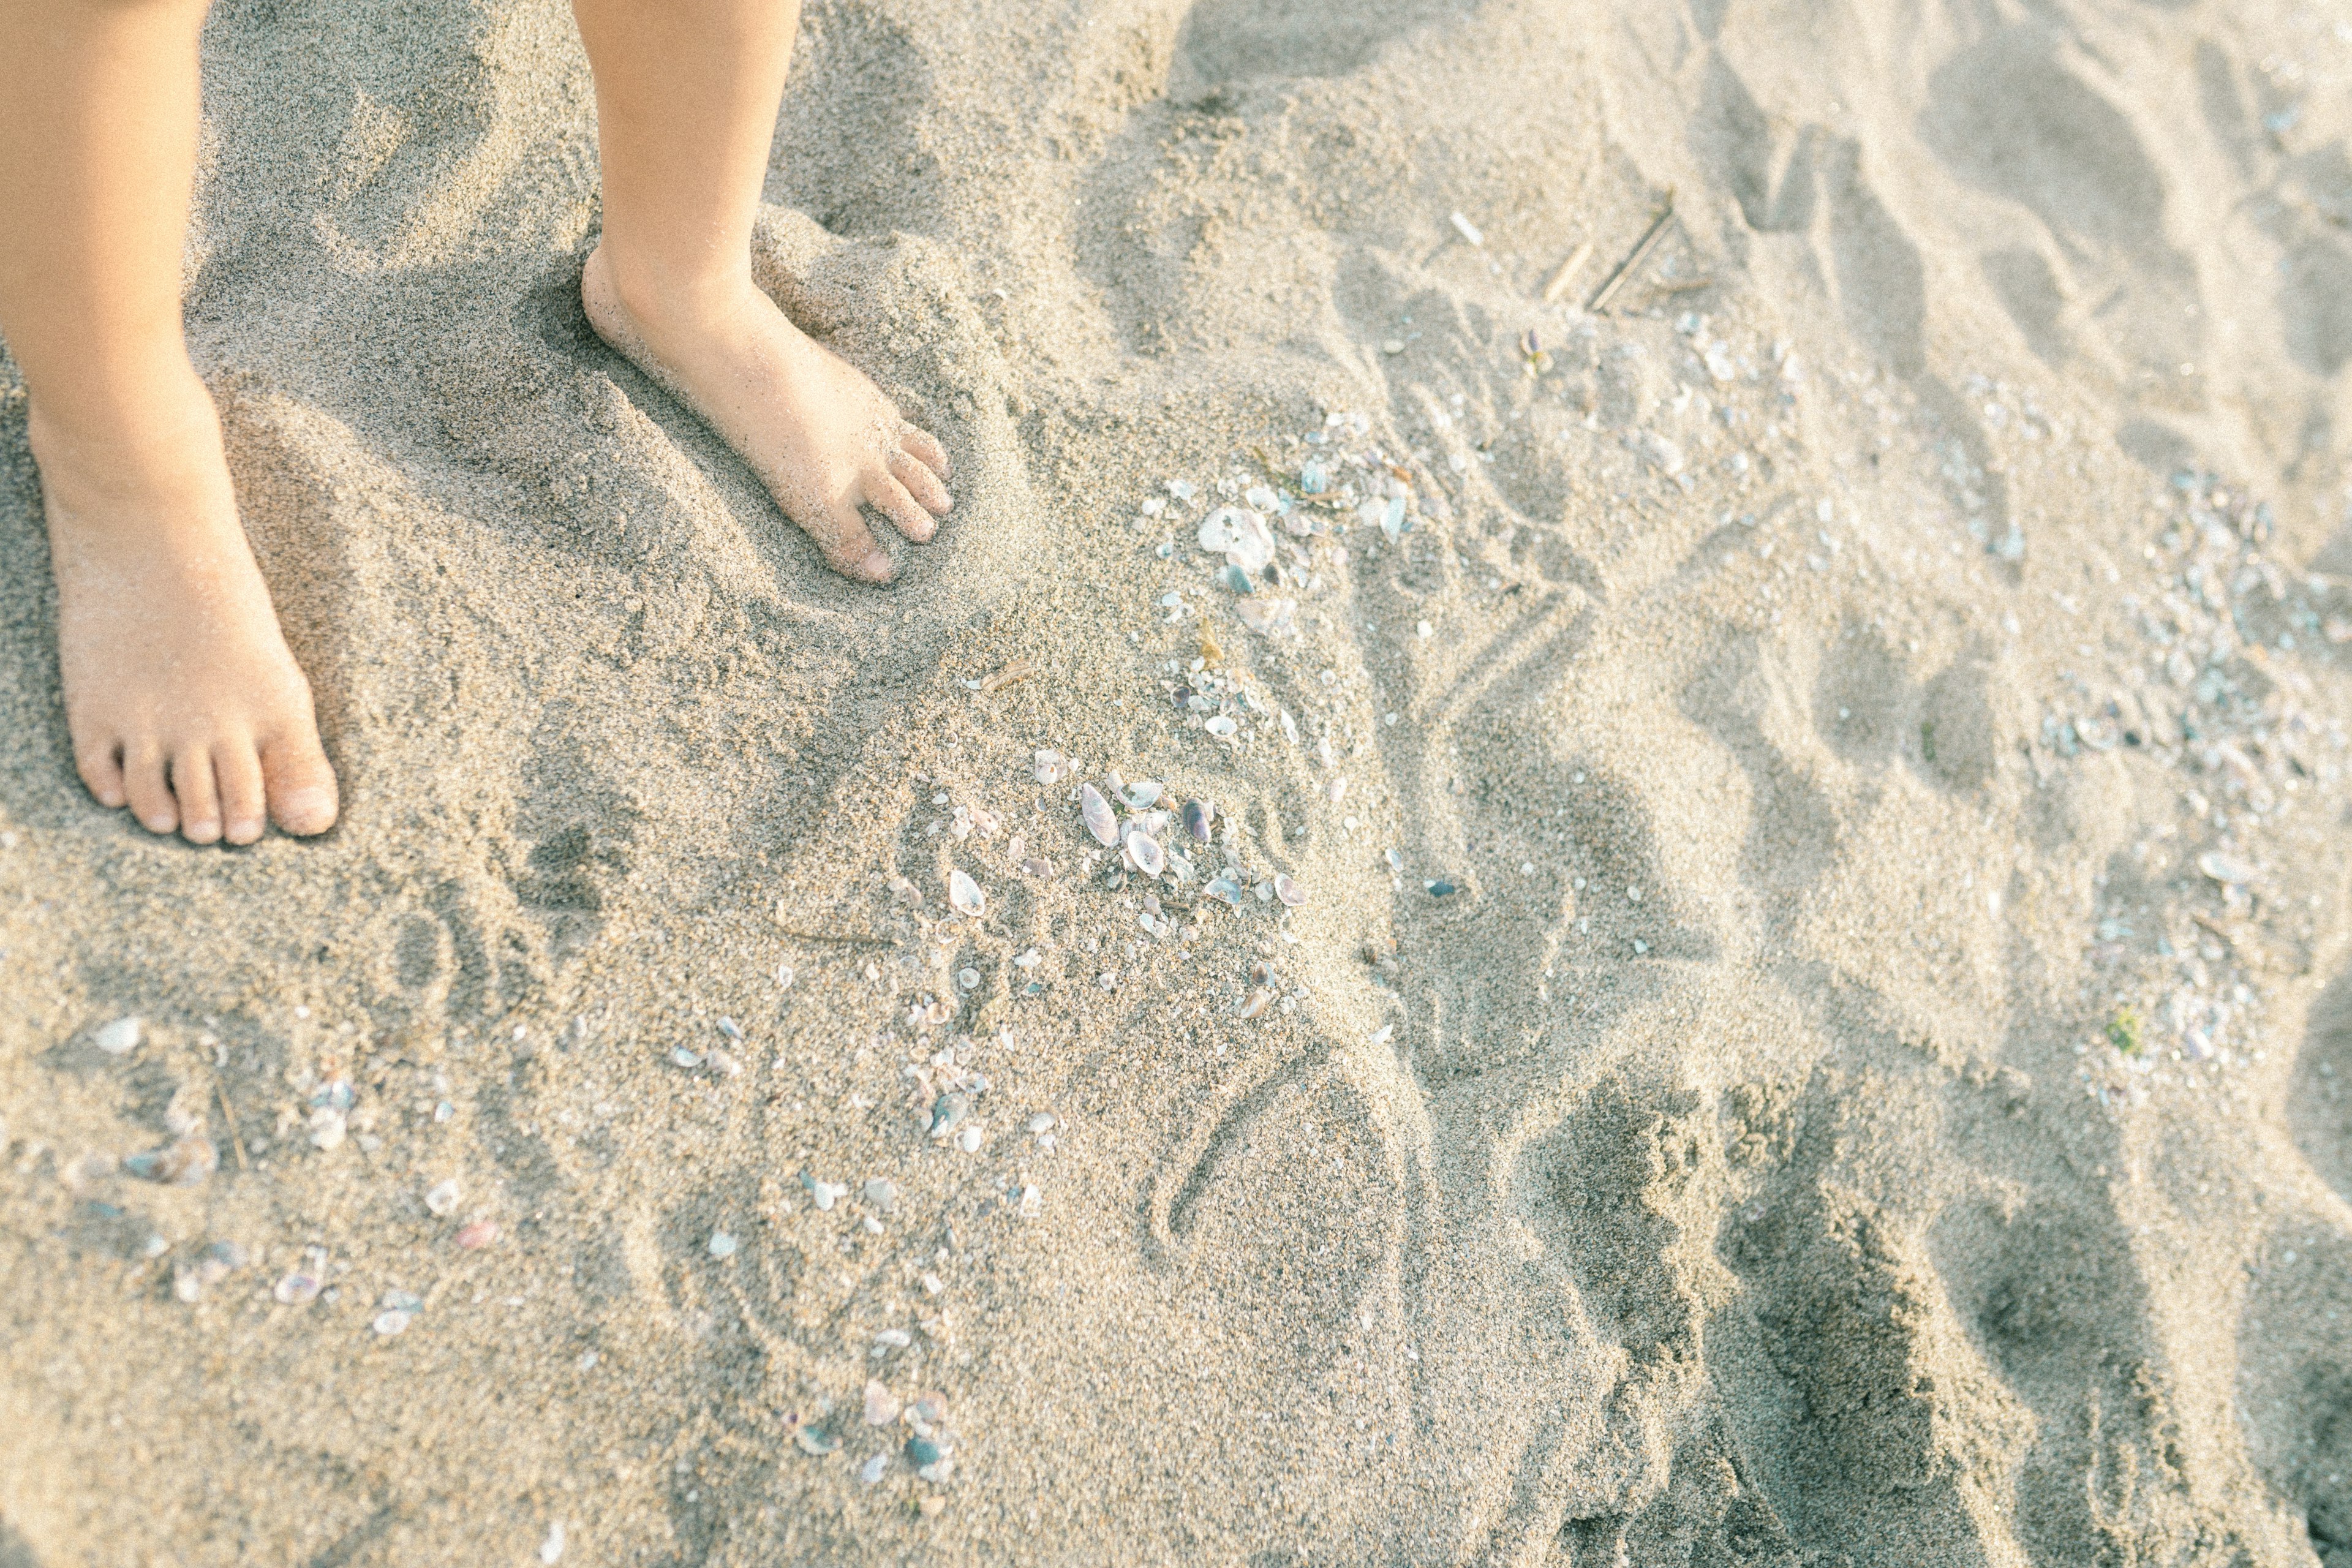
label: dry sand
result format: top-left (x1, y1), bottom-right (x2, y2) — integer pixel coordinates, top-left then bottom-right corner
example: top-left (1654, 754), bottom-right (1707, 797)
top-left (5, 0), bottom-right (2352, 1561)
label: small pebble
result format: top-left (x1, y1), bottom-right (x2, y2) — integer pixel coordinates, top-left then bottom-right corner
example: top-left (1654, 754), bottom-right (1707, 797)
top-left (707, 1231), bottom-right (737, 1259)
top-left (956, 1125), bottom-right (982, 1153)
top-left (425, 1180), bottom-right (461, 1217)
top-left (539, 1523), bottom-right (567, 1565)
top-left (91, 1016), bottom-right (143, 1057)
top-left (1027, 1113), bottom-right (1056, 1134)
top-left (863, 1177), bottom-right (899, 1213)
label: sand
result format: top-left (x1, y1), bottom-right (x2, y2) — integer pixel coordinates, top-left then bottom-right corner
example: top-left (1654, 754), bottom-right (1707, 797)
top-left (3, 0), bottom-right (2351, 1561)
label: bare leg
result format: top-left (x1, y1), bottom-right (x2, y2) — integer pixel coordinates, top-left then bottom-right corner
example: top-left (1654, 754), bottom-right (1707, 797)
top-left (0, 0), bottom-right (337, 843)
top-left (571, 0), bottom-right (954, 584)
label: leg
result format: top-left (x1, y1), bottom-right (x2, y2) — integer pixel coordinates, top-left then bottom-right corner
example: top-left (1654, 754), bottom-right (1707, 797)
top-left (0, 0), bottom-right (337, 842)
top-left (571, 0), bottom-right (954, 584)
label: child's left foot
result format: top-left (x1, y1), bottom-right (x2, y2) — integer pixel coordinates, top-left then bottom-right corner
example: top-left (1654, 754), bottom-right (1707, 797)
top-left (579, 246), bottom-right (953, 583)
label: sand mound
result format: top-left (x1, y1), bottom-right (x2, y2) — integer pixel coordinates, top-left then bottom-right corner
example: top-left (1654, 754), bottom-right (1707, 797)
top-left (4, 0), bottom-right (2351, 1561)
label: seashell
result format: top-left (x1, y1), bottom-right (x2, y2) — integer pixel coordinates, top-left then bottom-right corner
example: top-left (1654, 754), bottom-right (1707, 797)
top-left (1221, 564), bottom-right (1254, 595)
top-left (1227, 508), bottom-right (1275, 572)
top-left (1275, 874), bottom-right (1305, 907)
top-left (1198, 507), bottom-right (1246, 554)
top-left (948, 869), bottom-right (985, 918)
top-left (425, 1179), bottom-right (461, 1217)
top-left (92, 1016), bottom-right (143, 1057)
top-left (1204, 715), bottom-right (1238, 737)
top-left (865, 1380), bottom-right (902, 1426)
top-left (794, 1425), bottom-right (842, 1456)
top-left (456, 1219), bottom-right (500, 1248)
top-left (1300, 458), bottom-right (1329, 495)
top-left (905, 1435), bottom-right (947, 1468)
top-left (273, 1272), bottom-right (321, 1305)
top-left (2196, 851), bottom-right (2255, 886)
top-left (1183, 800), bottom-right (1214, 842)
top-left (1121, 780), bottom-right (1162, 809)
top-left (307, 1106), bottom-right (347, 1151)
top-left (1426, 878), bottom-right (1458, 897)
top-left (1027, 1113), bottom-right (1057, 1134)
top-left (372, 1310), bottom-right (413, 1336)
top-left (1125, 829), bottom-right (1165, 879)
top-left (707, 1231), bottom-right (737, 1258)
top-left (929, 1093), bottom-right (973, 1140)
top-left (1080, 783), bottom-right (1117, 846)
top-left (1240, 988), bottom-right (1273, 1019)
top-left (1033, 748), bottom-right (1070, 785)
top-left (1204, 876), bottom-right (1242, 906)
top-left (1237, 598), bottom-right (1296, 635)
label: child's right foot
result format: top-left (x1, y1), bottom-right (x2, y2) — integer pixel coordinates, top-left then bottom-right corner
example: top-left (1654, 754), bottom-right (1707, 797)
top-left (30, 376), bottom-right (337, 846)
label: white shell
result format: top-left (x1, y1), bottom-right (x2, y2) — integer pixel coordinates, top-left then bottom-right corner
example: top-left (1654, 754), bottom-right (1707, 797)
top-left (949, 869), bottom-right (985, 917)
top-left (1275, 873), bottom-right (1305, 907)
top-left (1080, 783), bottom-right (1118, 846)
top-left (1126, 829), bottom-right (1166, 878)
top-left (92, 1016), bottom-right (143, 1057)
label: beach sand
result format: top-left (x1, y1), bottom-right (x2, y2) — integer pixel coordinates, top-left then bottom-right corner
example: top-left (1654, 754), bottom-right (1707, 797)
top-left (4, 0), bottom-right (2352, 1561)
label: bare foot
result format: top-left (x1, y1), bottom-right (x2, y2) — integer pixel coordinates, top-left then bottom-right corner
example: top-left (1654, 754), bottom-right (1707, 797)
top-left (31, 376), bottom-right (338, 845)
top-left (579, 245), bottom-right (954, 584)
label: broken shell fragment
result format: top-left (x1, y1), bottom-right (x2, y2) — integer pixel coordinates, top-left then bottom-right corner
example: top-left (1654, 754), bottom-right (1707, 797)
top-left (1122, 780), bottom-right (1163, 809)
top-left (1183, 799), bottom-right (1213, 842)
top-left (1274, 873), bottom-right (1305, 907)
top-left (92, 1016), bottom-right (143, 1057)
top-left (1080, 783), bottom-right (1118, 846)
top-left (1240, 988), bottom-right (1273, 1019)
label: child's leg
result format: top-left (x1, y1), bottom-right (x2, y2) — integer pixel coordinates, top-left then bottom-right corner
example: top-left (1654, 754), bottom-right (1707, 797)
top-left (0, 0), bottom-right (337, 843)
top-left (571, 0), bottom-right (954, 584)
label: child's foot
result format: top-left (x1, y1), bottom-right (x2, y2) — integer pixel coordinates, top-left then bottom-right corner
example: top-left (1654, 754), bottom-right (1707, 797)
top-left (31, 380), bottom-right (339, 845)
top-left (579, 245), bottom-right (954, 584)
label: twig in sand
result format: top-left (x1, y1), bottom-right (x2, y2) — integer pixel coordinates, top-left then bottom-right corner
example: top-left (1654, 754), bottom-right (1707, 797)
top-left (776, 927), bottom-right (895, 949)
top-left (1540, 240), bottom-right (1593, 305)
top-left (1586, 189), bottom-right (1676, 315)
top-left (979, 660), bottom-right (1035, 694)
top-left (216, 1080), bottom-right (249, 1172)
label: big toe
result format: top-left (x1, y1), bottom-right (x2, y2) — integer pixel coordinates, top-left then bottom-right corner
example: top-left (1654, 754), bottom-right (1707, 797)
top-left (262, 733), bottom-right (339, 836)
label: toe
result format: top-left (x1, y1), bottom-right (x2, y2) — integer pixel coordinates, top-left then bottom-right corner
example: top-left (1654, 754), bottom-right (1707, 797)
top-left (74, 736), bottom-right (128, 811)
top-left (899, 424), bottom-right (952, 482)
top-left (889, 450), bottom-right (953, 518)
top-left (812, 500), bottom-right (893, 583)
top-left (260, 729), bottom-right (339, 837)
top-left (216, 743), bottom-right (267, 845)
top-left (870, 473), bottom-right (938, 545)
top-left (123, 743), bottom-right (179, 836)
top-left (171, 746), bottom-right (223, 845)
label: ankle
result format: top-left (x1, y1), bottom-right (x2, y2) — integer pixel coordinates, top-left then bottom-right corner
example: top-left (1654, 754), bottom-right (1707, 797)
top-left (588, 240), bottom-right (760, 337)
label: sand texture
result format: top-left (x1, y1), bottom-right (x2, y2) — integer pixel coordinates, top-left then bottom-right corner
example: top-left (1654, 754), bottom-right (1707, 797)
top-left (5, 0), bottom-right (2352, 1561)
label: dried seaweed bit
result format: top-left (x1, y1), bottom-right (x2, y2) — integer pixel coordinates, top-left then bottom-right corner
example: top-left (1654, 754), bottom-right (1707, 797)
top-left (948, 869), bottom-right (986, 918)
top-left (979, 660), bottom-right (1035, 694)
top-left (1274, 873), bottom-right (1305, 907)
top-left (1080, 783), bottom-right (1118, 846)
top-left (1587, 187), bottom-right (1676, 314)
top-left (1183, 800), bottom-right (1214, 842)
